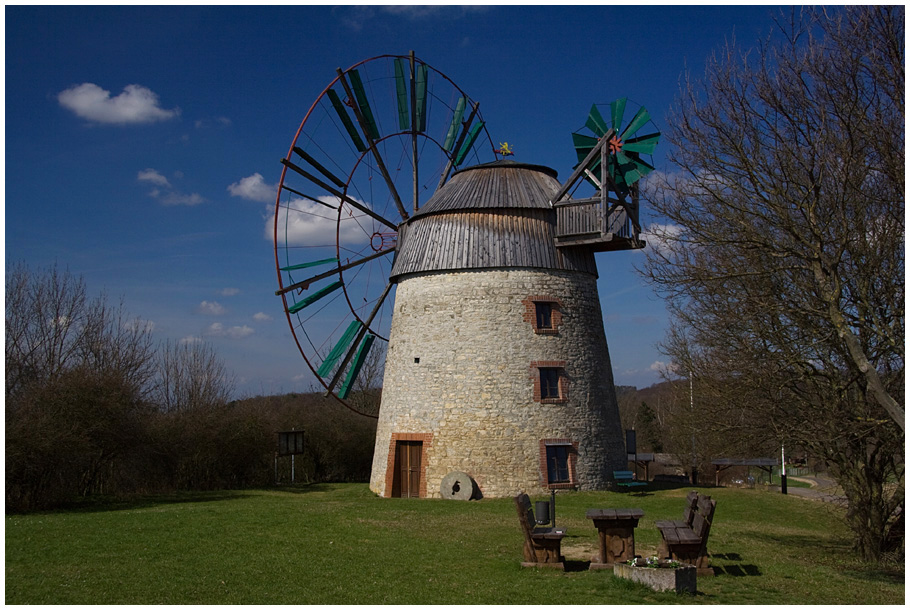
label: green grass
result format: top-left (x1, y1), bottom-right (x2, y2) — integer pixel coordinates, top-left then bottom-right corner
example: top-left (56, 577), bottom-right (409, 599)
top-left (5, 484), bottom-right (904, 604)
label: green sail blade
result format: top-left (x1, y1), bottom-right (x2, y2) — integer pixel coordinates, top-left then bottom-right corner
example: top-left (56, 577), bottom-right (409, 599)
top-left (327, 89), bottom-right (366, 153)
top-left (443, 97), bottom-right (466, 151)
top-left (348, 69), bottom-right (380, 141)
top-left (338, 334), bottom-right (376, 399)
top-left (394, 59), bottom-right (410, 130)
top-left (279, 257), bottom-right (339, 272)
top-left (287, 280), bottom-right (343, 314)
top-left (317, 320), bottom-right (363, 377)
top-left (454, 121), bottom-right (484, 165)
top-left (415, 63), bottom-right (428, 132)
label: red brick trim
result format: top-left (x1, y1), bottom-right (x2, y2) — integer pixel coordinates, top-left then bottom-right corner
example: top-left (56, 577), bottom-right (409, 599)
top-left (522, 296), bottom-right (563, 335)
top-left (538, 438), bottom-right (579, 490)
top-left (383, 432), bottom-right (434, 498)
top-left (530, 361), bottom-right (569, 404)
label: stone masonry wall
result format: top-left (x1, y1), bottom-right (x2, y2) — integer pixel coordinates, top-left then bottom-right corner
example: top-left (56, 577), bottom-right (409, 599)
top-left (369, 267), bottom-right (626, 498)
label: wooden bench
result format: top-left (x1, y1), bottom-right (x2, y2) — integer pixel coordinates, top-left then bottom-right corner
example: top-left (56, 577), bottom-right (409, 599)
top-left (514, 493), bottom-right (566, 569)
top-left (613, 470), bottom-right (647, 488)
top-left (656, 491), bottom-right (717, 576)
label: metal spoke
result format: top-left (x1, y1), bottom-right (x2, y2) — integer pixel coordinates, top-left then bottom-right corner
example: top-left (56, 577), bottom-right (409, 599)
top-left (281, 157), bottom-right (398, 230)
top-left (293, 146), bottom-right (347, 189)
top-left (410, 51), bottom-right (419, 213)
top-left (276, 246), bottom-right (395, 296)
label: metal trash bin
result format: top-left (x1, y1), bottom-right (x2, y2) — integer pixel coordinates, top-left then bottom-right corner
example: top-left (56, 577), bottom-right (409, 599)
top-left (535, 501), bottom-right (550, 525)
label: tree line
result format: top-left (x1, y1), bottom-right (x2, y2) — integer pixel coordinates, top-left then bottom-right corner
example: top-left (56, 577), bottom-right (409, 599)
top-left (5, 263), bottom-right (376, 512)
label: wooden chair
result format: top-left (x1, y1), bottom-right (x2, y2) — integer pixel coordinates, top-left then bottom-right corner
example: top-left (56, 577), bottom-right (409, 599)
top-left (514, 493), bottom-right (566, 569)
top-left (656, 492), bottom-right (717, 576)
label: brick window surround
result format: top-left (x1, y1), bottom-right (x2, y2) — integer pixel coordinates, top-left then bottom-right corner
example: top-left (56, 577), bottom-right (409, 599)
top-left (383, 432), bottom-right (433, 498)
top-left (539, 439), bottom-right (579, 490)
top-left (530, 361), bottom-right (568, 403)
top-left (522, 296), bottom-right (563, 335)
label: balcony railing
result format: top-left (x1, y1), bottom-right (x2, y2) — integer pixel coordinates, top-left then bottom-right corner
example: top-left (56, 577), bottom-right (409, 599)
top-left (554, 196), bottom-right (641, 251)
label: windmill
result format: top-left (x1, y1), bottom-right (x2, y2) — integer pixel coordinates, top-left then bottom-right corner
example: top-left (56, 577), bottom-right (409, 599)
top-left (273, 53), bottom-right (659, 498)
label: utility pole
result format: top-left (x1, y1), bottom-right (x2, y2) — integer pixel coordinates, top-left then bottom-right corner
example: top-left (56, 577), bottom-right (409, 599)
top-left (780, 444), bottom-right (787, 494)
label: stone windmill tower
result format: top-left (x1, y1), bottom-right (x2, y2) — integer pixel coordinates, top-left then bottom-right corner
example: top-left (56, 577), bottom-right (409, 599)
top-left (272, 54), bottom-right (658, 499)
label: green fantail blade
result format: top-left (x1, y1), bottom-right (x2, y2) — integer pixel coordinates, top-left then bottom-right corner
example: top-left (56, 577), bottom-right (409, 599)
top-left (620, 106), bottom-right (651, 141)
top-left (622, 132), bottom-right (661, 155)
top-left (585, 104), bottom-right (608, 137)
top-left (610, 98), bottom-right (627, 132)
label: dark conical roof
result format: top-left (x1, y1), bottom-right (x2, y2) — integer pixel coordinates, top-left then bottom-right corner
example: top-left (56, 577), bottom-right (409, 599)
top-left (390, 160), bottom-right (597, 280)
top-left (410, 160), bottom-right (560, 219)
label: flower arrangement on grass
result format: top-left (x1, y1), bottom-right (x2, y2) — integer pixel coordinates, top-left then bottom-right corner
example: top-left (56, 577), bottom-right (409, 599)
top-left (628, 556), bottom-right (682, 569)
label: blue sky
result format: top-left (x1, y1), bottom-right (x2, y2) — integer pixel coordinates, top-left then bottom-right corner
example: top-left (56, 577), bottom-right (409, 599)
top-left (6, 5), bottom-right (786, 397)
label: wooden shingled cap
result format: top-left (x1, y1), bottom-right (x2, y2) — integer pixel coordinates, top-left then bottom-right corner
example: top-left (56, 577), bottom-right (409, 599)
top-left (390, 160), bottom-right (598, 279)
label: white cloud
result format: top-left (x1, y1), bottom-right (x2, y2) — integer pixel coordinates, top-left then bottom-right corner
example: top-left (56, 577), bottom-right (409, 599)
top-left (122, 318), bottom-right (156, 333)
top-left (159, 191), bottom-right (205, 206)
top-left (179, 335), bottom-right (203, 345)
top-left (138, 168), bottom-right (205, 206)
top-left (253, 312), bottom-right (272, 322)
top-left (381, 5), bottom-right (444, 19)
top-left (268, 195), bottom-right (369, 247)
top-left (197, 301), bottom-right (226, 316)
top-left (137, 168), bottom-right (171, 187)
top-left (219, 288), bottom-right (240, 296)
top-left (380, 6), bottom-right (489, 19)
top-left (228, 173), bottom-right (278, 204)
top-left (58, 83), bottom-right (179, 125)
top-left (641, 223), bottom-right (683, 254)
top-left (649, 360), bottom-right (683, 377)
top-left (195, 116), bottom-right (232, 129)
top-left (206, 322), bottom-right (254, 339)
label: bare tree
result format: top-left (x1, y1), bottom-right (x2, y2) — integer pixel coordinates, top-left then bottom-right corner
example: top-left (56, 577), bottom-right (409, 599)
top-left (154, 340), bottom-right (234, 413)
top-left (642, 6), bottom-right (903, 560)
top-left (6, 263), bottom-right (90, 399)
top-left (5, 263), bottom-right (156, 508)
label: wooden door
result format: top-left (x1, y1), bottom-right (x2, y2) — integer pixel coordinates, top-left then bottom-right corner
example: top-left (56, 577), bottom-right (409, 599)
top-left (392, 441), bottom-right (422, 498)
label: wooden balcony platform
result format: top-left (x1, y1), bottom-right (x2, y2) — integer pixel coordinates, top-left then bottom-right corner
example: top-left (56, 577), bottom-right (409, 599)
top-left (553, 196), bottom-right (644, 252)
top-left (555, 232), bottom-right (645, 252)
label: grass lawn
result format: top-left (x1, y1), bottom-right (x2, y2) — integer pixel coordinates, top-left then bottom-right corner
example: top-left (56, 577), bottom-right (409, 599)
top-left (5, 484), bottom-right (904, 604)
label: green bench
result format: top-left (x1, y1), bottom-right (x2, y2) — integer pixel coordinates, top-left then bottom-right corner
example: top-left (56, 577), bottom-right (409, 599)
top-left (613, 470), bottom-right (647, 488)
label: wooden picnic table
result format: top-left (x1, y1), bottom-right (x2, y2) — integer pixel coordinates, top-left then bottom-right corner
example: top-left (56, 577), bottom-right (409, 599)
top-left (586, 508), bottom-right (645, 568)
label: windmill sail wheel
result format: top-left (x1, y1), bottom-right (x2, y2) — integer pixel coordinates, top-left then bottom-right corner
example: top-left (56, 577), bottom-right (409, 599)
top-left (274, 53), bottom-right (497, 417)
top-left (571, 98), bottom-right (660, 197)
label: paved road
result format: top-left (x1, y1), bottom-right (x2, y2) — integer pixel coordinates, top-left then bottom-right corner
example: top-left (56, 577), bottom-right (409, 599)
top-left (782, 475), bottom-right (847, 505)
